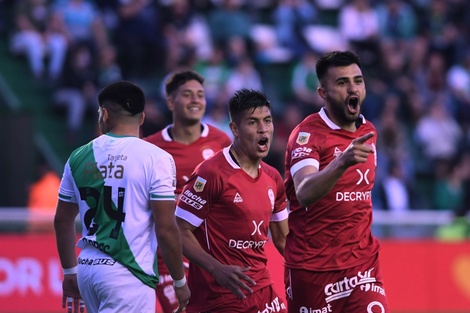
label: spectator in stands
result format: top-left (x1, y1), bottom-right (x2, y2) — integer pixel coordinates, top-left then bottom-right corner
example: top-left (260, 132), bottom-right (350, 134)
top-left (53, 43), bottom-right (97, 144)
top-left (289, 50), bottom-right (323, 115)
top-left (225, 57), bottom-right (263, 97)
top-left (271, 0), bottom-right (317, 58)
top-left (194, 46), bottom-right (231, 112)
top-left (96, 44), bottom-right (122, 89)
top-left (160, 0), bottom-right (212, 72)
top-left (114, 0), bottom-right (165, 78)
top-left (207, 0), bottom-right (254, 58)
top-left (10, 0), bottom-right (68, 80)
top-left (413, 99), bottom-right (463, 173)
top-left (51, 0), bottom-right (108, 52)
top-left (338, 0), bottom-right (381, 73)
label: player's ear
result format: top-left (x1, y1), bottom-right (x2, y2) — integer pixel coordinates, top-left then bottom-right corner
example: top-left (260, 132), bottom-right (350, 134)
top-left (229, 121), bottom-right (238, 138)
top-left (317, 86), bottom-right (327, 99)
top-left (166, 96), bottom-right (175, 112)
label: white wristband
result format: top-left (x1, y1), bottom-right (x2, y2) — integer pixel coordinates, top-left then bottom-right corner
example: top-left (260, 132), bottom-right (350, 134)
top-left (173, 276), bottom-right (186, 288)
top-left (63, 266), bottom-right (78, 275)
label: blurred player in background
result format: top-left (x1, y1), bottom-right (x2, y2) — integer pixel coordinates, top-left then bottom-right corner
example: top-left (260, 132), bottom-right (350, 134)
top-left (143, 70), bottom-right (231, 313)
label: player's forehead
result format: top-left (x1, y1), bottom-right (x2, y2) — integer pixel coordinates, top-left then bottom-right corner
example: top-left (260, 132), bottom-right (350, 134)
top-left (326, 64), bottom-right (363, 82)
top-left (242, 106), bottom-right (272, 120)
top-left (176, 79), bottom-right (204, 94)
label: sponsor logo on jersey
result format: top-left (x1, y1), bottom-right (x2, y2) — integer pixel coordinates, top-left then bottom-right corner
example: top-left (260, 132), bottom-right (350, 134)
top-left (324, 268), bottom-right (376, 303)
top-left (333, 147), bottom-right (342, 157)
top-left (299, 304), bottom-right (332, 313)
top-left (292, 147), bottom-right (312, 160)
top-left (234, 192), bottom-right (243, 203)
top-left (296, 132), bottom-right (310, 145)
top-left (193, 176), bottom-right (206, 192)
top-left (258, 296), bottom-right (286, 313)
top-left (360, 283), bottom-right (386, 296)
top-left (180, 190), bottom-right (207, 210)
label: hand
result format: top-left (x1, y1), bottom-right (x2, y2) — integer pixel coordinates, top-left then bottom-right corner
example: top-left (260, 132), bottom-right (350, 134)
top-left (212, 264), bottom-right (256, 299)
top-left (172, 283), bottom-right (190, 313)
top-left (339, 132), bottom-right (375, 168)
top-left (61, 274), bottom-right (85, 313)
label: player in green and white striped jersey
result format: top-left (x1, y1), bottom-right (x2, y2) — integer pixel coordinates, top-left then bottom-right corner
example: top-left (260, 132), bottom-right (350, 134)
top-left (54, 81), bottom-right (190, 313)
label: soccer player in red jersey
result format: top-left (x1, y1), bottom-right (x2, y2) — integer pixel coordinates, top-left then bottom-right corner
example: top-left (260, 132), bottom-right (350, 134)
top-left (143, 70), bottom-right (232, 313)
top-left (284, 50), bottom-right (390, 313)
top-left (175, 89), bottom-right (289, 313)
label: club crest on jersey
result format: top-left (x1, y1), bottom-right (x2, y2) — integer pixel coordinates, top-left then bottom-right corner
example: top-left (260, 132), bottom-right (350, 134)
top-left (202, 148), bottom-right (215, 160)
top-left (296, 132), bottom-right (310, 145)
top-left (193, 176), bottom-right (207, 192)
top-left (268, 188), bottom-right (275, 211)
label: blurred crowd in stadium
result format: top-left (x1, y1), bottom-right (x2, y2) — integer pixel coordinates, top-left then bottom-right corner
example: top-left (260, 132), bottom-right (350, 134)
top-left (1, 0), bottom-right (470, 227)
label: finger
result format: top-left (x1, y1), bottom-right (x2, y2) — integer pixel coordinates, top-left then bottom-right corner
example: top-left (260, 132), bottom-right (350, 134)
top-left (353, 132), bottom-right (374, 144)
top-left (236, 270), bottom-right (256, 286)
top-left (74, 298), bottom-right (80, 313)
top-left (80, 299), bottom-right (85, 313)
top-left (67, 297), bottom-right (73, 313)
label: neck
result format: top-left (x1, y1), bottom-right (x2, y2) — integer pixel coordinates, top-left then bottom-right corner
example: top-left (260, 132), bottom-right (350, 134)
top-left (230, 144), bottom-right (260, 178)
top-left (170, 121), bottom-right (202, 144)
top-left (107, 124), bottom-right (140, 137)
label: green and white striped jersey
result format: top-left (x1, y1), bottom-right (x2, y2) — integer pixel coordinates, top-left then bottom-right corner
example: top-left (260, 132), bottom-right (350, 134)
top-left (58, 133), bottom-right (176, 287)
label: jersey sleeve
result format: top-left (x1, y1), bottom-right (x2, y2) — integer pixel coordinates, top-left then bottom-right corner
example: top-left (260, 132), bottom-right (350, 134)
top-left (270, 167), bottom-right (288, 222)
top-left (149, 151), bottom-right (177, 201)
top-left (175, 162), bottom-right (221, 227)
top-left (287, 126), bottom-right (321, 178)
top-left (57, 159), bottom-right (77, 203)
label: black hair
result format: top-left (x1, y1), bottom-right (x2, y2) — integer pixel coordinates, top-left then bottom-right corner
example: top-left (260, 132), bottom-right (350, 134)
top-left (228, 89), bottom-right (271, 124)
top-left (165, 70), bottom-right (205, 97)
top-left (98, 80), bottom-right (145, 115)
top-left (316, 50), bottom-right (362, 84)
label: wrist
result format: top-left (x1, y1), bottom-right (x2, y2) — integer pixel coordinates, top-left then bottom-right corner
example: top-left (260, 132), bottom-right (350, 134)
top-left (63, 266), bottom-right (78, 275)
top-left (173, 276), bottom-right (186, 288)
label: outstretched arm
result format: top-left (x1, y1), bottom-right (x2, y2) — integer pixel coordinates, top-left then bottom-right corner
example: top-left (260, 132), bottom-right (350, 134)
top-left (294, 132), bottom-right (375, 207)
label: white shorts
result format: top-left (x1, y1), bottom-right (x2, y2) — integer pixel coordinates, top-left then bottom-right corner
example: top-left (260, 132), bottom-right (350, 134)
top-left (77, 245), bottom-right (156, 313)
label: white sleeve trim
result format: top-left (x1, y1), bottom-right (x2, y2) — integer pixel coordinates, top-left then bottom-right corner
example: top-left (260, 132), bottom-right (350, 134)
top-left (175, 206), bottom-right (204, 227)
top-left (290, 158), bottom-right (319, 177)
top-left (271, 208), bottom-right (288, 222)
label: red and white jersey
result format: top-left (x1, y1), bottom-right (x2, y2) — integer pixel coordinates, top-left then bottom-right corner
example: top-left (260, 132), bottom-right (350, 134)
top-left (176, 147), bottom-right (288, 312)
top-left (143, 122), bottom-right (232, 195)
top-left (144, 122), bottom-right (231, 276)
top-left (284, 107), bottom-right (380, 271)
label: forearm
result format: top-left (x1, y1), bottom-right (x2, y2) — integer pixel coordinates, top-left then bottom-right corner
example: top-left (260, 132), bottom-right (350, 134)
top-left (296, 158), bottom-right (347, 207)
top-left (157, 226), bottom-right (186, 280)
top-left (180, 228), bottom-right (222, 276)
top-left (54, 218), bottom-right (78, 269)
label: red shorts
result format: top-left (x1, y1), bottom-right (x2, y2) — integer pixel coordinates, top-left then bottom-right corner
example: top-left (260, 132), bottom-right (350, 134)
top-left (188, 285), bottom-right (287, 313)
top-left (285, 254), bottom-right (389, 313)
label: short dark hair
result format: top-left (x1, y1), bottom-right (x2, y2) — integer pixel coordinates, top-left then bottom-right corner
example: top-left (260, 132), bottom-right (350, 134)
top-left (228, 89), bottom-right (271, 124)
top-left (165, 70), bottom-right (205, 97)
top-left (98, 81), bottom-right (145, 115)
top-left (316, 50), bottom-right (362, 84)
